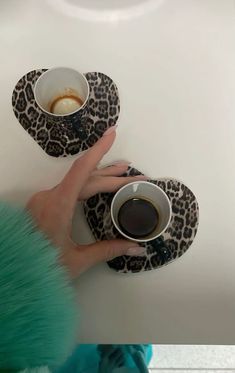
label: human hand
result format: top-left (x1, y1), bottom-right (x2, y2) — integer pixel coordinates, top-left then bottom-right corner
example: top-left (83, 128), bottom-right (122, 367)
top-left (27, 128), bottom-right (146, 278)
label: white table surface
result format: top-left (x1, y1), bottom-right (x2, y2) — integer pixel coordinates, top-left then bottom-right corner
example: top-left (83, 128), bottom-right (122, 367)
top-left (0, 0), bottom-right (235, 344)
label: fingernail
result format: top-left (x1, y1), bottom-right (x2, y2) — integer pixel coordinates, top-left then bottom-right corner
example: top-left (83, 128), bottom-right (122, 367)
top-left (113, 161), bottom-right (131, 168)
top-left (103, 125), bottom-right (118, 136)
top-left (134, 175), bottom-right (149, 180)
top-left (126, 247), bottom-right (146, 256)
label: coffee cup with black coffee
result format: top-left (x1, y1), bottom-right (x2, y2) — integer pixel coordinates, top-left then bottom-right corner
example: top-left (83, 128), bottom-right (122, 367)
top-left (111, 181), bottom-right (172, 242)
top-left (34, 67), bottom-right (90, 137)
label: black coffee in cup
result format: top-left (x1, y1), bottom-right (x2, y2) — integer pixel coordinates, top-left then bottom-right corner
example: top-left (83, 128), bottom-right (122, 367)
top-left (117, 197), bottom-right (159, 239)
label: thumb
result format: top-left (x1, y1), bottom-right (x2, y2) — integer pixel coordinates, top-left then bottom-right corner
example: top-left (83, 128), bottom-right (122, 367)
top-left (76, 240), bottom-right (145, 273)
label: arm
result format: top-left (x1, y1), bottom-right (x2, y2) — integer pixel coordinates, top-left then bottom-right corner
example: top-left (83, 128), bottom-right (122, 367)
top-left (0, 129), bottom-right (145, 372)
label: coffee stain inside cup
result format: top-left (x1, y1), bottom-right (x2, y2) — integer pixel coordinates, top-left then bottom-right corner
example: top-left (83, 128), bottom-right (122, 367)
top-left (49, 88), bottom-right (84, 115)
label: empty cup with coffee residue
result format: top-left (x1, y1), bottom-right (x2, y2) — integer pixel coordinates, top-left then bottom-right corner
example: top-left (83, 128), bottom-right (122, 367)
top-left (34, 67), bottom-right (90, 133)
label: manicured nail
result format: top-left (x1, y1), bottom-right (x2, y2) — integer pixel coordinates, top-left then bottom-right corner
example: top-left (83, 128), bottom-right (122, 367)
top-left (126, 247), bottom-right (146, 256)
top-left (113, 161), bottom-right (131, 168)
top-left (134, 175), bottom-right (149, 180)
top-left (103, 125), bottom-right (118, 136)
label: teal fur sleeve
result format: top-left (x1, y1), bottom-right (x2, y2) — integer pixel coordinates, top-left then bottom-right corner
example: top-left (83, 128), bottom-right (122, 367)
top-left (0, 202), bottom-right (77, 370)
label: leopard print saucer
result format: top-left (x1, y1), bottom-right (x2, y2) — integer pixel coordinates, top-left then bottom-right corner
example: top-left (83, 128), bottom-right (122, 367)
top-left (12, 69), bottom-right (120, 157)
top-left (83, 167), bottom-right (199, 274)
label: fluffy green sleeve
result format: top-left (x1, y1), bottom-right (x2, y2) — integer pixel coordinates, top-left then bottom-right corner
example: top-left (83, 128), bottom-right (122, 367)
top-left (0, 202), bottom-right (77, 371)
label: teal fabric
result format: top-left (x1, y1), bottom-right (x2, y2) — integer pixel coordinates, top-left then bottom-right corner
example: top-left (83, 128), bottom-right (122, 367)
top-left (122, 345), bottom-right (152, 371)
top-left (56, 345), bottom-right (152, 373)
top-left (0, 202), bottom-right (77, 371)
top-left (0, 202), bottom-right (152, 373)
top-left (55, 345), bottom-right (99, 373)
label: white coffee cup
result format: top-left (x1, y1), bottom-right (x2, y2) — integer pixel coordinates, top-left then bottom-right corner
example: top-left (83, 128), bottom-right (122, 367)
top-left (34, 67), bottom-right (90, 137)
top-left (34, 67), bottom-right (89, 116)
top-left (111, 181), bottom-right (172, 242)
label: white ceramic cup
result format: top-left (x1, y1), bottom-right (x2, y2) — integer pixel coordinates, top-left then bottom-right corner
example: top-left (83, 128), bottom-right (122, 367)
top-left (34, 67), bottom-right (89, 116)
top-left (111, 181), bottom-right (172, 242)
top-left (34, 67), bottom-right (90, 136)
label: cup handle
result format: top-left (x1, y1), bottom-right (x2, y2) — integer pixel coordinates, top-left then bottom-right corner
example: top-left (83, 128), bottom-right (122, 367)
top-left (72, 120), bottom-right (88, 140)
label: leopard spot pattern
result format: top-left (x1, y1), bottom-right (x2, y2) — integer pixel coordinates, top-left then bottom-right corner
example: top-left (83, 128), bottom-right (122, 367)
top-left (83, 167), bottom-right (199, 274)
top-left (12, 69), bottom-right (120, 157)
